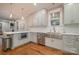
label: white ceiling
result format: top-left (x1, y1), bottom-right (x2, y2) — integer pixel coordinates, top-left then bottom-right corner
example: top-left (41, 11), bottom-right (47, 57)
top-left (0, 3), bottom-right (63, 20)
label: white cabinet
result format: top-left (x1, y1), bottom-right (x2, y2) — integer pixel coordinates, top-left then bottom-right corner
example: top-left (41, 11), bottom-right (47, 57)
top-left (45, 37), bottom-right (63, 50)
top-left (52, 39), bottom-right (63, 50)
top-left (49, 8), bottom-right (63, 26)
top-left (72, 4), bottom-right (79, 23)
top-left (75, 35), bottom-right (79, 54)
top-left (30, 33), bottom-right (37, 43)
top-left (63, 35), bottom-right (77, 53)
top-left (45, 37), bottom-right (53, 47)
top-left (16, 19), bottom-right (27, 31)
top-left (64, 4), bottom-right (72, 24)
top-left (64, 3), bottom-right (79, 25)
top-left (33, 9), bottom-right (48, 27)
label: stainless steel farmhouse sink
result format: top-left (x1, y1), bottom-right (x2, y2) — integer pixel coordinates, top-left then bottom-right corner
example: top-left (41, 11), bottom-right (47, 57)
top-left (45, 32), bottom-right (62, 39)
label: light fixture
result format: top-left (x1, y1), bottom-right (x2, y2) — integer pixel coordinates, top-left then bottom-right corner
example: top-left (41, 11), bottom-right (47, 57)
top-left (21, 8), bottom-right (24, 20)
top-left (67, 3), bottom-right (73, 5)
top-left (10, 3), bottom-right (13, 18)
top-left (10, 13), bottom-right (12, 18)
top-left (34, 3), bottom-right (37, 6)
top-left (21, 16), bottom-right (24, 20)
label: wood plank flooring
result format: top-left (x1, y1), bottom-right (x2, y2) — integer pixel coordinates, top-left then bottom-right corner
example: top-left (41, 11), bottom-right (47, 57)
top-left (0, 42), bottom-right (76, 55)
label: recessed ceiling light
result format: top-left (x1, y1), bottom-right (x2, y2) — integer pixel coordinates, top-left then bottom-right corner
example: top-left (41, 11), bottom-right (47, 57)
top-left (34, 3), bottom-right (37, 6)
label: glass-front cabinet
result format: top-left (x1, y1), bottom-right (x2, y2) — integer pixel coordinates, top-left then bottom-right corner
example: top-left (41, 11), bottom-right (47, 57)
top-left (49, 8), bottom-right (63, 26)
top-left (50, 11), bottom-right (60, 26)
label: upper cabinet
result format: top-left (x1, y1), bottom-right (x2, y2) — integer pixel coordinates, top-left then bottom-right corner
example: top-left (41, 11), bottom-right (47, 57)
top-left (34, 9), bottom-right (48, 27)
top-left (49, 8), bottom-right (63, 26)
top-left (64, 3), bottom-right (79, 25)
top-left (28, 9), bottom-right (48, 27)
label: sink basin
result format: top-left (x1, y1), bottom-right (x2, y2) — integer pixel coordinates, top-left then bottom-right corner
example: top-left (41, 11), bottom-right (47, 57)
top-left (45, 32), bottom-right (62, 39)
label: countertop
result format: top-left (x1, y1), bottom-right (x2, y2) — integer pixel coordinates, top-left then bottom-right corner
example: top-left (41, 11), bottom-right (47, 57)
top-left (3, 31), bottom-right (79, 35)
top-left (3, 31), bottom-right (48, 35)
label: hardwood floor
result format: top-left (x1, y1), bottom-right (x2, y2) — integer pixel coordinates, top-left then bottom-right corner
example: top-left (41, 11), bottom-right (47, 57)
top-left (0, 42), bottom-right (76, 55)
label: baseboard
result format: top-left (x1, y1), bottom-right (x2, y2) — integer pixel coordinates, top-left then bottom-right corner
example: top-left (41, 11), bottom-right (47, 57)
top-left (9, 41), bottom-right (77, 55)
top-left (11, 41), bottom-right (34, 50)
top-left (45, 45), bottom-right (77, 55)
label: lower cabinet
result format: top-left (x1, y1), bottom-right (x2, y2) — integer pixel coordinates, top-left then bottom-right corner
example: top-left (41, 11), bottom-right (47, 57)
top-left (45, 37), bottom-right (63, 50)
top-left (63, 35), bottom-right (79, 54)
top-left (30, 33), bottom-right (37, 43)
top-left (45, 34), bottom-right (79, 54)
top-left (45, 37), bottom-right (53, 47)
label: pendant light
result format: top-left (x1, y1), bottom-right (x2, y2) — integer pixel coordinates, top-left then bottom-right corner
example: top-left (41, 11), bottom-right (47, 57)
top-left (10, 3), bottom-right (13, 18)
top-left (21, 8), bottom-right (24, 20)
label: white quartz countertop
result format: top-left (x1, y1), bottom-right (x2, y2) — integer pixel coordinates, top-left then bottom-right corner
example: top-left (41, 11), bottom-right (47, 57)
top-left (3, 31), bottom-right (30, 34)
top-left (3, 31), bottom-right (79, 35)
top-left (3, 31), bottom-right (48, 34)
top-left (62, 33), bottom-right (79, 35)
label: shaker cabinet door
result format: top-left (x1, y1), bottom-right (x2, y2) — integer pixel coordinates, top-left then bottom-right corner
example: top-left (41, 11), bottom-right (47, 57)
top-left (63, 35), bottom-right (77, 53)
top-left (64, 4), bottom-right (72, 24)
top-left (33, 9), bottom-right (47, 27)
top-left (64, 3), bottom-right (79, 25)
top-left (45, 37), bottom-right (53, 47)
top-left (45, 37), bottom-right (63, 50)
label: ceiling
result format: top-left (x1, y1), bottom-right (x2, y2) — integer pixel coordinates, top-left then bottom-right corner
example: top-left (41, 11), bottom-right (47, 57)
top-left (0, 3), bottom-right (64, 20)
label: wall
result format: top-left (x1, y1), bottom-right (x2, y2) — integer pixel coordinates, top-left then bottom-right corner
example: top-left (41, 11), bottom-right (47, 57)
top-left (64, 24), bottom-right (79, 33)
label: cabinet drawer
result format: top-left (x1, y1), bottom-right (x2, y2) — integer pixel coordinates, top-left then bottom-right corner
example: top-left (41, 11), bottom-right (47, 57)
top-left (45, 37), bottom-right (53, 46)
top-left (45, 37), bottom-right (53, 43)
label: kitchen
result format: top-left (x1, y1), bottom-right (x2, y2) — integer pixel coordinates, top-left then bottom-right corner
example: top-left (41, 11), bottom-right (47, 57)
top-left (0, 3), bottom-right (79, 55)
